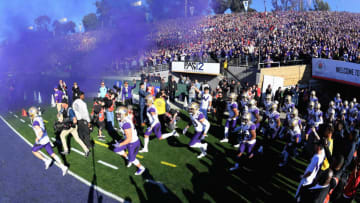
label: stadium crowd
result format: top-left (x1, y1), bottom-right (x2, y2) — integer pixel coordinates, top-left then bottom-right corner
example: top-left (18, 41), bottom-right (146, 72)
top-left (136, 11), bottom-right (360, 68)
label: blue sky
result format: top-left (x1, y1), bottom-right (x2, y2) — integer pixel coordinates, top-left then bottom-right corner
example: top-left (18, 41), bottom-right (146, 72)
top-left (0, 0), bottom-right (359, 41)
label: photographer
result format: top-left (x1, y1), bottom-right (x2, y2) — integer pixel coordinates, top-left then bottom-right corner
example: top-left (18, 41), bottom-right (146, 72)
top-left (104, 89), bottom-right (116, 129)
top-left (91, 98), bottom-right (106, 141)
top-left (58, 98), bottom-right (90, 157)
top-left (72, 91), bottom-right (93, 149)
top-left (72, 82), bottom-right (80, 101)
top-left (139, 82), bottom-right (150, 126)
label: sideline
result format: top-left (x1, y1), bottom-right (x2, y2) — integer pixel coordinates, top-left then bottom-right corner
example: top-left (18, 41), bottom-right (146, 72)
top-left (0, 115), bottom-right (126, 203)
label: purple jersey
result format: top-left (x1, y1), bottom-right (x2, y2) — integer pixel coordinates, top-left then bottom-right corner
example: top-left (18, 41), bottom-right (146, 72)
top-left (227, 102), bottom-right (238, 118)
top-left (268, 111), bottom-right (280, 129)
top-left (190, 112), bottom-right (206, 132)
top-left (54, 90), bottom-right (64, 103)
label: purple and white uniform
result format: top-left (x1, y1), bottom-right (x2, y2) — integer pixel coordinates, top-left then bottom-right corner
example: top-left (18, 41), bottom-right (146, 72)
top-left (240, 100), bottom-right (248, 111)
top-left (32, 116), bottom-right (54, 155)
top-left (249, 107), bottom-right (260, 128)
top-left (264, 101), bottom-right (273, 117)
top-left (145, 105), bottom-right (161, 138)
top-left (288, 125), bottom-right (301, 144)
top-left (306, 108), bottom-right (315, 125)
top-left (200, 93), bottom-right (212, 119)
top-left (114, 117), bottom-right (140, 162)
top-left (282, 103), bottom-right (295, 113)
top-left (236, 122), bottom-right (256, 154)
top-left (313, 110), bottom-right (323, 128)
top-left (225, 102), bottom-right (238, 129)
top-left (189, 112), bottom-right (209, 146)
top-left (334, 97), bottom-right (342, 110)
top-left (309, 96), bottom-right (318, 103)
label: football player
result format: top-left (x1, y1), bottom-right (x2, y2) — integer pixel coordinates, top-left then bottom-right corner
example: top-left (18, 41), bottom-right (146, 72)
top-left (220, 93), bottom-right (239, 143)
top-left (29, 107), bottom-right (68, 176)
top-left (139, 95), bottom-right (178, 153)
top-left (282, 95), bottom-right (295, 114)
top-left (230, 113), bottom-right (257, 171)
top-left (113, 107), bottom-right (145, 175)
top-left (264, 103), bottom-right (281, 140)
top-left (309, 90), bottom-right (318, 103)
top-left (187, 102), bottom-right (210, 159)
top-left (248, 99), bottom-right (261, 129)
top-left (239, 93), bottom-right (248, 113)
top-left (334, 93), bottom-right (342, 111)
top-left (279, 119), bottom-right (302, 167)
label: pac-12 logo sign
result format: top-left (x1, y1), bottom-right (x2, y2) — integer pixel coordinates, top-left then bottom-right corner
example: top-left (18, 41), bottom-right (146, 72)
top-left (184, 62), bottom-right (204, 72)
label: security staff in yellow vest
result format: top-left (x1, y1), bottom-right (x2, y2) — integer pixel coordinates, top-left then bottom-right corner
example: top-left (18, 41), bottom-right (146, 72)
top-left (154, 92), bottom-right (167, 133)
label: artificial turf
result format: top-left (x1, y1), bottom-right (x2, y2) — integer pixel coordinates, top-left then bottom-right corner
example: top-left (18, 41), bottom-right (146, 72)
top-left (4, 103), bottom-right (357, 203)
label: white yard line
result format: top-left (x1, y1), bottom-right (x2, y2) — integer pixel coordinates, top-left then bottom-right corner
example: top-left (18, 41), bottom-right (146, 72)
top-left (71, 147), bottom-right (85, 156)
top-left (97, 160), bottom-right (119, 170)
top-left (13, 115), bottom-right (18, 118)
top-left (20, 119), bottom-right (25, 123)
top-left (28, 124), bottom-right (32, 128)
top-left (0, 115), bottom-right (125, 203)
top-left (51, 137), bottom-right (56, 141)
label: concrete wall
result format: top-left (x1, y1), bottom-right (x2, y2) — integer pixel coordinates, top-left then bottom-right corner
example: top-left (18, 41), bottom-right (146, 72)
top-left (259, 65), bottom-right (312, 88)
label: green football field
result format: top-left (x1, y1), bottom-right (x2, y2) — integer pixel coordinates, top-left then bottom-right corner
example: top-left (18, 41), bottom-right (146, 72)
top-left (4, 102), bottom-right (356, 203)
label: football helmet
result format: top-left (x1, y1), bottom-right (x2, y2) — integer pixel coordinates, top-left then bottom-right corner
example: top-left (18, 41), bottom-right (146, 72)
top-left (285, 95), bottom-right (292, 104)
top-left (189, 102), bottom-right (200, 114)
top-left (311, 90), bottom-right (316, 97)
top-left (315, 103), bottom-right (321, 110)
top-left (341, 109), bottom-right (347, 115)
top-left (145, 95), bottom-right (154, 105)
top-left (291, 108), bottom-right (298, 118)
top-left (271, 103), bottom-right (278, 112)
top-left (328, 108), bottom-right (335, 116)
top-left (344, 100), bottom-right (349, 107)
top-left (353, 98), bottom-right (357, 104)
top-left (291, 119), bottom-right (299, 129)
top-left (249, 99), bottom-right (257, 108)
top-left (229, 92), bottom-right (238, 102)
top-left (242, 113), bottom-right (251, 124)
top-left (309, 101), bottom-right (315, 109)
top-left (350, 102), bottom-right (354, 109)
top-left (115, 106), bottom-right (128, 121)
top-left (28, 106), bottom-right (38, 120)
top-left (266, 94), bottom-right (272, 102)
top-left (241, 93), bottom-right (247, 100)
top-left (329, 101), bottom-right (335, 108)
top-left (336, 93), bottom-right (341, 99)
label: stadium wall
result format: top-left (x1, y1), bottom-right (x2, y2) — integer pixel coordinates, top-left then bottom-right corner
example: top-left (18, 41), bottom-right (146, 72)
top-left (259, 65), bottom-right (311, 88)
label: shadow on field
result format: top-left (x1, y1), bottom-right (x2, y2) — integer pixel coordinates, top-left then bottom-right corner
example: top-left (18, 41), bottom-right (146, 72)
top-left (128, 170), bottom-right (182, 202)
top-left (88, 148), bottom-right (103, 203)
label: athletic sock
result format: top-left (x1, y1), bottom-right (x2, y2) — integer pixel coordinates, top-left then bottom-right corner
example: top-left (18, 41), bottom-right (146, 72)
top-left (53, 154), bottom-right (64, 166)
top-left (144, 137), bottom-right (149, 150)
top-left (161, 132), bottom-right (174, 139)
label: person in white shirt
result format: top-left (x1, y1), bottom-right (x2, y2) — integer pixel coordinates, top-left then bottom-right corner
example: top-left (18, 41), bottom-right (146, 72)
top-left (295, 140), bottom-right (325, 202)
top-left (72, 91), bottom-right (92, 149)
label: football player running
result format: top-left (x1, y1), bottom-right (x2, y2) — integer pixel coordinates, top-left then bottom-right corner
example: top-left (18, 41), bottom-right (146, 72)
top-left (220, 93), bottom-right (239, 143)
top-left (113, 106), bottom-right (145, 175)
top-left (139, 95), bottom-right (178, 153)
top-left (187, 102), bottom-right (210, 159)
top-left (29, 107), bottom-right (68, 176)
top-left (230, 113), bottom-right (257, 171)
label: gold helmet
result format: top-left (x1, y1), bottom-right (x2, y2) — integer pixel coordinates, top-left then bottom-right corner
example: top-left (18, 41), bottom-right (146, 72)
top-left (28, 107), bottom-right (38, 120)
top-left (115, 106), bottom-right (128, 121)
top-left (145, 95), bottom-right (154, 105)
top-left (353, 98), bottom-right (357, 104)
top-left (291, 108), bottom-right (298, 118)
top-left (336, 93), bottom-right (341, 99)
top-left (329, 101), bottom-right (335, 108)
top-left (241, 93), bottom-right (247, 100)
top-left (311, 90), bottom-right (316, 97)
top-left (229, 92), bottom-right (238, 102)
top-left (328, 108), bottom-right (335, 116)
top-left (315, 103), bottom-right (321, 110)
top-left (350, 102), bottom-right (354, 109)
top-left (344, 100), bottom-right (349, 107)
top-left (189, 102), bottom-right (200, 114)
top-left (271, 103), bottom-right (278, 112)
top-left (341, 109), bottom-right (347, 115)
top-left (242, 112), bottom-right (251, 124)
top-left (309, 101), bottom-right (315, 109)
top-left (249, 99), bottom-right (256, 108)
top-left (286, 95), bottom-right (292, 104)
top-left (266, 94), bottom-right (272, 102)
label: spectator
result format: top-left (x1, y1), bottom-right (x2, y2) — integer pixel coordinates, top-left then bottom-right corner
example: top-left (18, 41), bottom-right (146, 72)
top-left (99, 81), bottom-right (107, 98)
top-left (139, 82), bottom-right (150, 126)
top-left (122, 79), bottom-right (137, 105)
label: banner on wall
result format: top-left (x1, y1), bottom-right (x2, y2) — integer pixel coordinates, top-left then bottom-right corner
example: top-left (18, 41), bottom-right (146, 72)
top-left (312, 58), bottom-right (360, 86)
top-left (262, 75), bottom-right (284, 95)
top-left (172, 62), bottom-right (220, 75)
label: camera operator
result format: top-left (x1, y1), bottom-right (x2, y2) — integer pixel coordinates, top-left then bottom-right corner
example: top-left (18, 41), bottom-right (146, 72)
top-left (213, 91), bottom-right (227, 124)
top-left (91, 98), bottom-right (106, 141)
top-left (122, 79), bottom-right (136, 105)
top-left (58, 98), bottom-right (90, 157)
top-left (72, 91), bottom-right (93, 149)
top-left (104, 89), bottom-right (116, 129)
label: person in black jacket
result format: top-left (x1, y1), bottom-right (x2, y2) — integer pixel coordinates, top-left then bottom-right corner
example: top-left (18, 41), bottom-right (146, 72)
top-left (213, 91), bottom-right (227, 125)
top-left (168, 77), bottom-right (177, 102)
top-left (72, 82), bottom-right (81, 101)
